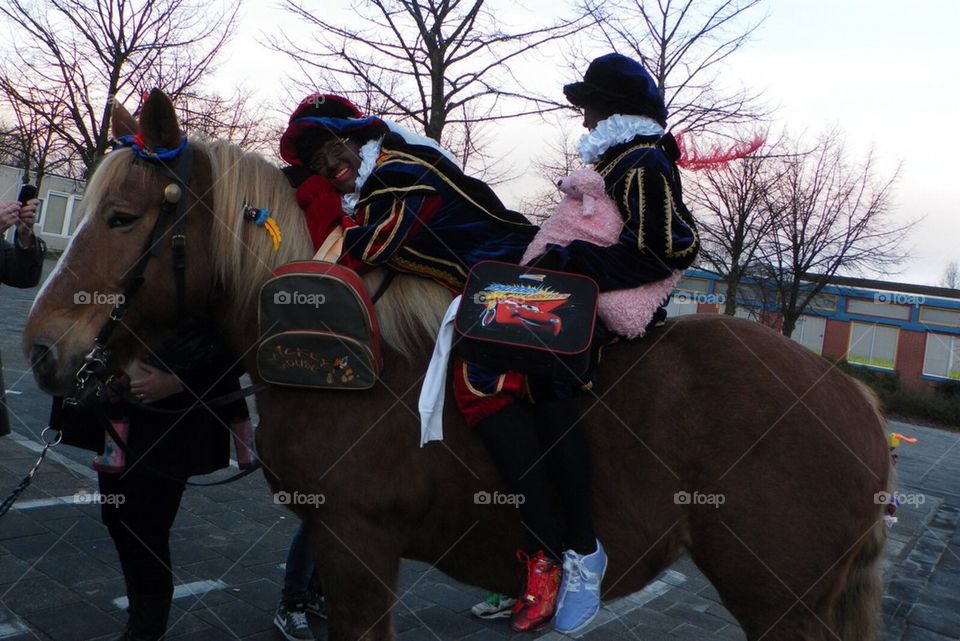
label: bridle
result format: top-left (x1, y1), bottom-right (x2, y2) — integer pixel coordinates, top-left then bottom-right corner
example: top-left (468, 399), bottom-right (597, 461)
top-left (65, 138), bottom-right (195, 407)
top-left (55, 136), bottom-right (263, 487)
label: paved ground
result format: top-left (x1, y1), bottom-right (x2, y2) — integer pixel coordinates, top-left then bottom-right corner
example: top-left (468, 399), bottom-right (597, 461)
top-left (1, 259), bottom-right (958, 641)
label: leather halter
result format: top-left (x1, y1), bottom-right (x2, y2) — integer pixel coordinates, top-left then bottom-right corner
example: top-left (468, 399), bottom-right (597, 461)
top-left (65, 141), bottom-right (195, 406)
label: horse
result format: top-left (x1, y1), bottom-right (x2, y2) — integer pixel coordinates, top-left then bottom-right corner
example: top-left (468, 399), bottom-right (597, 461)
top-left (23, 89), bottom-right (891, 641)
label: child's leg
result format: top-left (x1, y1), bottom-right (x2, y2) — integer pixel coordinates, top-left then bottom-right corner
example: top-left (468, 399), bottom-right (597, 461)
top-left (533, 390), bottom-right (596, 555)
top-left (530, 378), bottom-right (606, 635)
top-left (475, 400), bottom-right (563, 559)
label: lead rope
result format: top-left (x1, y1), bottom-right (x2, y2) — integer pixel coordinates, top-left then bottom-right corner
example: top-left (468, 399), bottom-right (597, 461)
top-left (0, 427), bottom-right (62, 518)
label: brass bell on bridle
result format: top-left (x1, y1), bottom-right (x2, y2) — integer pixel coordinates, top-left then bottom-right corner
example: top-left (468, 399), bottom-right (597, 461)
top-left (164, 183), bottom-right (182, 203)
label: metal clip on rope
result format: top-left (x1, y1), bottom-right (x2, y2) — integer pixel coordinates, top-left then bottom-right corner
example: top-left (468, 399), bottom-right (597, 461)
top-left (0, 427), bottom-right (63, 518)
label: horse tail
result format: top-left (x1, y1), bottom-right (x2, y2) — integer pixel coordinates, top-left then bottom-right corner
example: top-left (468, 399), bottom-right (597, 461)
top-left (831, 378), bottom-right (890, 641)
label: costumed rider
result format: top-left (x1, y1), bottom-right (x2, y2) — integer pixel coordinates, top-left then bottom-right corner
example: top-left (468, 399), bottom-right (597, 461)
top-left (518, 51), bottom-right (701, 633)
top-left (278, 94), bottom-right (464, 256)
top-left (547, 53), bottom-right (699, 303)
top-left (279, 94), bottom-right (608, 634)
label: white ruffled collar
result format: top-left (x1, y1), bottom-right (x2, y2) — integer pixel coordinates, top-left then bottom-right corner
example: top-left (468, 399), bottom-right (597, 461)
top-left (577, 114), bottom-right (665, 165)
top-left (342, 138), bottom-right (383, 216)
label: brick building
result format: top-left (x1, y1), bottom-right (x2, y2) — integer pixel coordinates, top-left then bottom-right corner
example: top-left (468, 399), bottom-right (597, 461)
top-left (666, 269), bottom-right (960, 389)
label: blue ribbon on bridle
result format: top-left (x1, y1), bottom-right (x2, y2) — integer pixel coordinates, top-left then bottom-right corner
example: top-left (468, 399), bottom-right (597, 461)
top-left (116, 133), bottom-right (189, 161)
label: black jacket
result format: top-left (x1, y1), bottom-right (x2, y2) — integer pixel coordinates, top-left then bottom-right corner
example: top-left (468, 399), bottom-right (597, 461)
top-left (52, 328), bottom-right (249, 480)
top-left (0, 231), bottom-right (45, 288)
top-left (1, 231), bottom-right (46, 437)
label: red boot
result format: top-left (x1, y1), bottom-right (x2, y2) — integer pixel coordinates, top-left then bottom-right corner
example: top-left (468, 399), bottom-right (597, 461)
top-left (511, 549), bottom-right (561, 633)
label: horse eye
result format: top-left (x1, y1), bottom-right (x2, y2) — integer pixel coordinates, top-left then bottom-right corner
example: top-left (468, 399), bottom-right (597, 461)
top-left (107, 212), bottom-right (139, 229)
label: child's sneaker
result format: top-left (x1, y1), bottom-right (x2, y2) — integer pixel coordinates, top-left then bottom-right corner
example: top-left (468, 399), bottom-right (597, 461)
top-left (274, 601), bottom-right (315, 641)
top-left (470, 592), bottom-right (517, 619)
top-left (553, 540), bottom-right (607, 635)
top-left (511, 550), bottom-right (561, 633)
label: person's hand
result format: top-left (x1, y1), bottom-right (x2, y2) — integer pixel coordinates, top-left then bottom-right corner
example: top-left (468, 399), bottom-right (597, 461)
top-left (0, 201), bottom-right (19, 235)
top-left (16, 199), bottom-right (38, 247)
top-left (128, 360), bottom-right (185, 403)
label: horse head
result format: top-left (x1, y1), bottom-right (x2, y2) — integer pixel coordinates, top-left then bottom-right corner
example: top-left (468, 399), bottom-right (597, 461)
top-left (24, 90), bottom-right (233, 397)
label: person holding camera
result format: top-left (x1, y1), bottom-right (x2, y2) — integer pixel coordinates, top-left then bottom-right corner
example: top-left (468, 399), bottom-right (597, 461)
top-left (1, 190), bottom-right (46, 437)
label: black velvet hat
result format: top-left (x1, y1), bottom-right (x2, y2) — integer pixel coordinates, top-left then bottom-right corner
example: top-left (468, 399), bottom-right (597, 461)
top-left (564, 53), bottom-right (668, 126)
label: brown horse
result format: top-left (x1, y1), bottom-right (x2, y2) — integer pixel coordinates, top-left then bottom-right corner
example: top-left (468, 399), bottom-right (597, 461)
top-left (24, 90), bottom-right (891, 641)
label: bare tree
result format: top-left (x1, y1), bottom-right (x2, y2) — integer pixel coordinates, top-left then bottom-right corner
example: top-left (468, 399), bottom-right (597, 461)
top-left (517, 117), bottom-right (583, 223)
top-left (582, 0), bottom-right (768, 135)
top-left (687, 142), bottom-right (774, 314)
top-left (0, 0), bottom-right (239, 176)
top-left (0, 83), bottom-right (79, 187)
top-left (758, 129), bottom-right (911, 337)
top-left (269, 0), bottom-right (589, 174)
top-left (941, 261), bottom-right (959, 290)
top-left (684, 129), bottom-right (784, 315)
top-left (177, 88), bottom-right (279, 154)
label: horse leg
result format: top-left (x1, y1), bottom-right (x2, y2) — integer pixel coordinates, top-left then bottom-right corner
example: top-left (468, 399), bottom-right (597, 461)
top-left (304, 513), bottom-right (403, 641)
top-left (686, 523), bottom-right (846, 641)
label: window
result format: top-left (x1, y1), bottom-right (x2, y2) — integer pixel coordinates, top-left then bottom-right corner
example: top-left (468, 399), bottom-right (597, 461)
top-left (666, 292), bottom-right (699, 317)
top-left (39, 191), bottom-right (82, 236)
top-left (67, 199), bottom-right (84, 234)
top-left (923, 333), bottom-right (960, 380)
top-left (791, 315), bottom-right (826, 355)
top-left (807, 294), bottom-right (837, 312)
top-left (735, 305), bottom-right (760, 321)
top-left (920, 306), bottom-right (960, 329)
top-left (846, 297), bottom-right (911, 321)
top-left (42, 193), bottom-right (69, 235)
top-left (848, 322), bottom-right (899, 370)
top-left (675, 277), bottom-right (710, 294)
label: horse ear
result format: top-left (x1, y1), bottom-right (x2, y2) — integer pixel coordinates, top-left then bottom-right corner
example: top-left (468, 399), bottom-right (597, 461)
top-left (112, 101), bottom-right (138, 139)
top-left (138, 88), bottom-right (182, 150)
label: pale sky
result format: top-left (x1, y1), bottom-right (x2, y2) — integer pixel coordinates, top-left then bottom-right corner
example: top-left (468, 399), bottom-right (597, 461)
top-left (215, 0), bottom-right (959, 287)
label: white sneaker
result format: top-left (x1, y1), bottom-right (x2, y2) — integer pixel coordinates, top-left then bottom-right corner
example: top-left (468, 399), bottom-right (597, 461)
top-left (274, 602), bottom-right (315, 641)
top-left (470, 592), bottom-right (517, 619)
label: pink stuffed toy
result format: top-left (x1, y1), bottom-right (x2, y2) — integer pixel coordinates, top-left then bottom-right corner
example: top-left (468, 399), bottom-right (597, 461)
top-left (522, 168), bottom-right (682, 339)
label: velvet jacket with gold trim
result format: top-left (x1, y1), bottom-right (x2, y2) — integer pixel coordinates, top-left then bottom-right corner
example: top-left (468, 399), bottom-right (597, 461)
top-left (543, 134), bottom-right (699, 291)
top-left (338, 133), bottom-right (537, 292)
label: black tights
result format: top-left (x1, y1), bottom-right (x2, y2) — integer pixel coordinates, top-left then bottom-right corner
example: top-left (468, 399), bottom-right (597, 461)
top-left (100, 471), bottom-right (184, 599)
top-left (476, 397), bottom-right (596, 560)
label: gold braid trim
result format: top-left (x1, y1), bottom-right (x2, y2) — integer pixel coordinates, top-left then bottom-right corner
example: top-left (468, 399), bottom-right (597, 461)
top-left (596, 143), bottom-right (660, 179)
top-left (391, 254), bottom-right (465, 291)
top-left (662, 173), bottom-right (674, 256)
top-left (661, 174), bottom-right (700, 259)
top-left (630, 168), bottom-right (644, 249)
top-left (359, 184), bottom-right (435, 205)
top-left (363, 199), bottom-right (406, 263)
top-left (383, 149), bottom-right (526, 227)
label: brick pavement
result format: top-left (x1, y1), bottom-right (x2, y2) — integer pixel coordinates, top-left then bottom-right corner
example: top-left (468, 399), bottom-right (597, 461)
top-left (1, 259), bottom-right (958, 641)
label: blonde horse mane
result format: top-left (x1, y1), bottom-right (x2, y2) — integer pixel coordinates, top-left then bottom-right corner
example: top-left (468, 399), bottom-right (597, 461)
top-left (83, 138), bottom-right (448, 359)
top-left (361, 271), bottom-right (451, 360)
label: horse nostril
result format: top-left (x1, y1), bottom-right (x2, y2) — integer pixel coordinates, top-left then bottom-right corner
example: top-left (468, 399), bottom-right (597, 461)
top-left (30, 344), bottom-right (51, 367)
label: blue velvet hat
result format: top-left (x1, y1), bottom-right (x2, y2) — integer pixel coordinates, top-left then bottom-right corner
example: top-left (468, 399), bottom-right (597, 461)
top-left (563, 53), bottom-right (668, 125)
